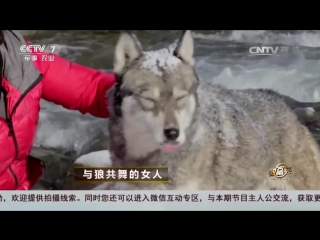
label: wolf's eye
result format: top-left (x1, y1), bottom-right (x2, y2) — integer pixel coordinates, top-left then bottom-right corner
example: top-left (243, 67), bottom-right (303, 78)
top-left (120, 90), bottom-right (133, 98)
top-left (176, 95), bottom-right (188, 107)
top-left (138, 96), bottom-right (155, 109)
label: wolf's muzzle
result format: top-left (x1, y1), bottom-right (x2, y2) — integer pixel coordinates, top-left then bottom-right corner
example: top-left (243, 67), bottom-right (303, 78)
top-left (164, 128), bottom-right (179, 141)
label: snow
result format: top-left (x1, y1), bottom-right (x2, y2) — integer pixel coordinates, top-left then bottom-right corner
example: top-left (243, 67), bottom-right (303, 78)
top-left (35, 101), bottom-right (109, 156)
top-left (73, 150), bottom-right (112, 167)
top-left (74, 150), bottom-right (130, 190)
top-left (141, 42), bottom-right (181, 77)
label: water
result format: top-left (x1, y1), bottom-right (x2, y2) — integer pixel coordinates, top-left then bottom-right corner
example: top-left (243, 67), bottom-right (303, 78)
top-left (28, 30), bottom-right (320, 188)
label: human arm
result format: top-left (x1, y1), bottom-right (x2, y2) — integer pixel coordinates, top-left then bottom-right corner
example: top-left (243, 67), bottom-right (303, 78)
top-left (32, 53), bottom-right (116, 118)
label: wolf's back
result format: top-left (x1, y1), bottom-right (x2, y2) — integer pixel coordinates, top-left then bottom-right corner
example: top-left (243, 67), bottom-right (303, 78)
top-left (197, 83), bottom-right (320, 190)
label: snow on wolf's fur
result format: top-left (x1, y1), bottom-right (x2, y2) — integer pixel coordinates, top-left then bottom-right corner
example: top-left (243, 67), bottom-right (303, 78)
top-left (141, 42), bottom-right (181, 77)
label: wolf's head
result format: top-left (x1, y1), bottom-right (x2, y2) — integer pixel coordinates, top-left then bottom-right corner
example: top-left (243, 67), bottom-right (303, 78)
top-left (112, 30), bottom-right (199, 155)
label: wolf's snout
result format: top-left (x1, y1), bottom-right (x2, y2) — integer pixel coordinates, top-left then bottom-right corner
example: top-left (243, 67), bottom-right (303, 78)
top-left (164, 128), bottom-right (179, 141)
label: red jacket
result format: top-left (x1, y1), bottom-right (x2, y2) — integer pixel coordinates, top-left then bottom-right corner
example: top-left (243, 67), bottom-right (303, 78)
top-left (0, 34), bottom-right (115, 190)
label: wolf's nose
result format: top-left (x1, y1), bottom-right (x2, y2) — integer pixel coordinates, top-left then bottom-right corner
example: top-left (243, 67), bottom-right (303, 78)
top-left (164, 128), bottom-right (179, 141)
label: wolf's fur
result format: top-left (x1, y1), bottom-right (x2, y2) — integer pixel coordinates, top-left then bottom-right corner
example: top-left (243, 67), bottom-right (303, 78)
top-left (106, 30), bottom-right (320, 190)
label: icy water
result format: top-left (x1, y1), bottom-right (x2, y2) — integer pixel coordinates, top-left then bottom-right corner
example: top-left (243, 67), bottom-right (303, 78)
top-left (27, 30), bottom-right (320, 189)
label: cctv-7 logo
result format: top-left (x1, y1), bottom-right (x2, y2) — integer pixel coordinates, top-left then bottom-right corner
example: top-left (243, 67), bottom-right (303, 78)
top-left (46, 45), bottom-right (57, 53)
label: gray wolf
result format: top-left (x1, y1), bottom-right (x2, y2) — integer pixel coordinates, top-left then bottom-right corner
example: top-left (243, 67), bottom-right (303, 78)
top-left (106, 30), bottom-right (320, 190)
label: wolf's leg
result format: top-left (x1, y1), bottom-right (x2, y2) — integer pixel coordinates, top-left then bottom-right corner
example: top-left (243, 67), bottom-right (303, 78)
top-left (268, 179), bottom-right (295, 190)
top-left (276, 121), bottom-right (320, 190)
top-left (289, 128), bottom-right (320, 190)
top-left (256, 179), bottom-right (295, 190)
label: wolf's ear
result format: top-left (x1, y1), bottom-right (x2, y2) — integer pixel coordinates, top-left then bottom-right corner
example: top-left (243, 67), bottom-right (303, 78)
top-left (113, 32), bottom-right (143, 74)
top-left (175, 30), bottom-right (194, 66)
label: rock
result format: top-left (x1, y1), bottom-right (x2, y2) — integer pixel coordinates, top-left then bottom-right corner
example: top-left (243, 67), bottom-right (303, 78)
top-left (294, 107), bottom-right (317, 125)
top-left (61, 150), bottom-right (113, 190)
top-left (35, 108), bottom-right (108, 157)
top-left (73, 150), bottom-right (112, 167)
top-left (60, 150), bottom-right (131, 190)
top-left (18, 30), bottom-right (48, 38)
top-left (18, 30), bottom-right (39, 37)
top-left (29, 147), bottom-right (74, 189)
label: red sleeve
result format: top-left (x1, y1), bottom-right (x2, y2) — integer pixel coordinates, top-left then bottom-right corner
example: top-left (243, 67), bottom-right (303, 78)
top-left (32, 53), bottom-right (116, 118)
